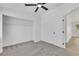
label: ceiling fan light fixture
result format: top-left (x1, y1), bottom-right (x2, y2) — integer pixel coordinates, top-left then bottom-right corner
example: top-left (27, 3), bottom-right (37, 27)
top-left (38, 4), bottom-right (41, 7)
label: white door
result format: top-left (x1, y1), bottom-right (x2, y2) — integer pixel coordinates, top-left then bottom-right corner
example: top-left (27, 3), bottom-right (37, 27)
top-left (42, 17), bottom-right (65, 48)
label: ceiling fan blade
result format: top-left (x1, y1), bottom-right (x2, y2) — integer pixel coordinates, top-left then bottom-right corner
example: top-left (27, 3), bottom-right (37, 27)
top-left (41, 6), bottom-right (48, 11)
top-left (41, 3), bottom-right (46, 5)
top-left (25, 4), bottom-right (37, 6)
top-left (38, 3), bottom-right (46, 5)
top-left (35, 7), bottom-right (39, 12)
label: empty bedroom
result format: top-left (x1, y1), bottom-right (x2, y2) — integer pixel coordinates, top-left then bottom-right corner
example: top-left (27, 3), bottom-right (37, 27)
top-left (0, 3), bottom-right (79, 56)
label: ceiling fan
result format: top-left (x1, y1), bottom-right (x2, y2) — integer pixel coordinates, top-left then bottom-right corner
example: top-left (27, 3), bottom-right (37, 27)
top-left (25, 3), bottom-right (48, 12)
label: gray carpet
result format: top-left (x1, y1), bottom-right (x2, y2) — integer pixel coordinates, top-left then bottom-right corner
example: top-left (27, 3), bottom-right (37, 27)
top-left (0, 41), bottom-right (78, 56)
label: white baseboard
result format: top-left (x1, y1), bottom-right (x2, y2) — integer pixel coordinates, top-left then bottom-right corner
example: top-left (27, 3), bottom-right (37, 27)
top-left (3, 40), bottom-right (32, 47)
top-left (0, 48), bottom-right (3, 53)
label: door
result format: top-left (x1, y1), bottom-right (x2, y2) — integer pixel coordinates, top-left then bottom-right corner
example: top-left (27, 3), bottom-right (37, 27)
top-left (42, 17), bottom-right (65, 48)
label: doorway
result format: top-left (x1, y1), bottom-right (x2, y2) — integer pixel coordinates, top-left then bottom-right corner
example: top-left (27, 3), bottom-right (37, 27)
top-left (65, 7), bottom-right (79, 54)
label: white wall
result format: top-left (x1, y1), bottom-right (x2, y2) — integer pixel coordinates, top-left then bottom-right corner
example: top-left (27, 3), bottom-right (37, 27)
top-left (41, 4), bottom-right (79, 48)
top-left (3, 15), bottom-right (33, 47)
top-left (66, 15), bottom-right (72, 43)
top-left (33, 16), bottom-right (41, 42)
